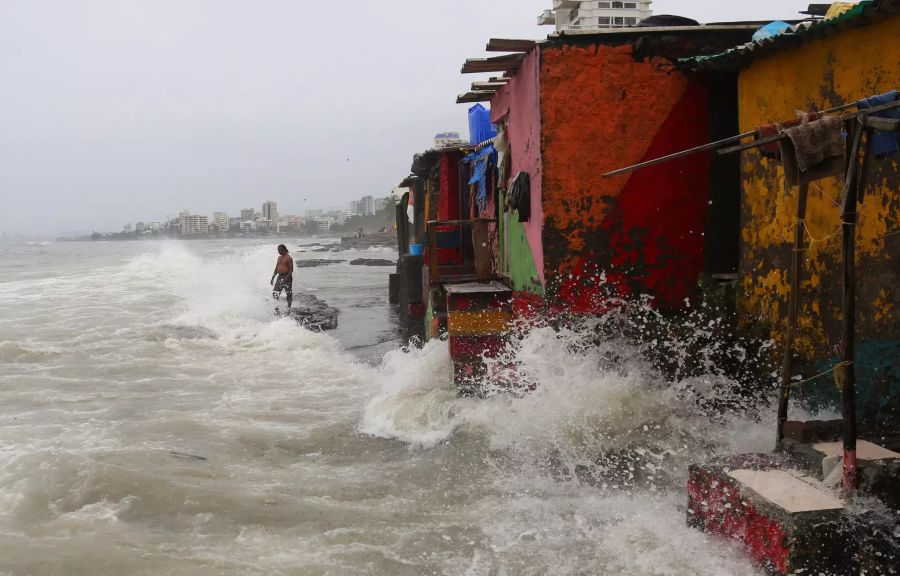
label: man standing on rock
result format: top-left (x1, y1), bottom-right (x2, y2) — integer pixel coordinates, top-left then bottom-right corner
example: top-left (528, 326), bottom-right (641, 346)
top-left (271, 244), bottom-right (294, 309)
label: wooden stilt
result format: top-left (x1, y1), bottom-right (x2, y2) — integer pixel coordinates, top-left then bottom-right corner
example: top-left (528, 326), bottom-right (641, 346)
top-left (839, 120), bottom-right (866, 494)
top-left (777, 179), bottom-right (810, 446)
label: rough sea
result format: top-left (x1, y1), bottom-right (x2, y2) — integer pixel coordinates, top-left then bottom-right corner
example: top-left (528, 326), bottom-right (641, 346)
top-left (0, 239), bottom-right (779, 575)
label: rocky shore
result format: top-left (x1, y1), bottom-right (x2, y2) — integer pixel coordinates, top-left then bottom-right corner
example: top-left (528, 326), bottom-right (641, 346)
top-left (276, 293), bottom-right (339, 330)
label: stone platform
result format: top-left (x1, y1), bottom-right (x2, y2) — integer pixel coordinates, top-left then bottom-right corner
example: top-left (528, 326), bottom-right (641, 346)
top-left (688, 447), bottom-right (900, 575)
top-left (445, 281), bottom-right (513, 397)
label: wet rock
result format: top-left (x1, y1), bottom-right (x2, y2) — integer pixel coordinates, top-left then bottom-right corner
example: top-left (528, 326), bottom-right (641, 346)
top-left (340, 232), bottom-right (397, 250)
top-left (169, 451), bottom-right (208, 462)
top-left (296, 259), bottom-right (344, 268)
top-left (349, 258), bottom-right (395, 267)
top-left (277, 294), bottom-right (339, 330)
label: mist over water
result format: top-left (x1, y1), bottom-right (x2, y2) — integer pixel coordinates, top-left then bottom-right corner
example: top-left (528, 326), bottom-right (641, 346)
top-left (0, 239), bottom-right (783, 575)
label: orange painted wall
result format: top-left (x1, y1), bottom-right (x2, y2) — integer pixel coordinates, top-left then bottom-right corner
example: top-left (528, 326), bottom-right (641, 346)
top-left (539, 43), bottom-right (713, 311)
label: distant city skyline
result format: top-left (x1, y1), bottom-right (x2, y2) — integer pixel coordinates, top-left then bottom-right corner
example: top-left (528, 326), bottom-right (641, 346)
top-left (111, 194), bottom-right (394, 238)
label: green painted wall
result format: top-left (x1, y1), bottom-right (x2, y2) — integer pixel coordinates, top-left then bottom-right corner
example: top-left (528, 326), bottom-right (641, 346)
top-left (503, 208), bottom-right (543, 295)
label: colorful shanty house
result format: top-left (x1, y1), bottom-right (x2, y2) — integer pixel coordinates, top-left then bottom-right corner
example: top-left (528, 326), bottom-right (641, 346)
top-left (457, 27), bottom-right (768, 318)
top-left (425, 26), bottom-right (762, 391)
top-left (674, 2), bottom-right (900, 573)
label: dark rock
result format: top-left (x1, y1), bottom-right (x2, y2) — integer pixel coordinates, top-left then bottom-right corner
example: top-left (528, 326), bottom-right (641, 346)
top-left (349, 258), bottom-right (395, 267)
top-left (169, 451), bottom-right (208, 462)
top-left (340, 232), bottom-right (397, 250)
top-left (277, 293), bottom-right (339, 330)
top-left (296, 259), bottom-right (343, 268)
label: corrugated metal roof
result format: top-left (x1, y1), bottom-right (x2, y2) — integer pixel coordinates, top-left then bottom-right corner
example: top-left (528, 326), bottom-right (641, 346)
top-left (679, 0), bottom-right (899, 71)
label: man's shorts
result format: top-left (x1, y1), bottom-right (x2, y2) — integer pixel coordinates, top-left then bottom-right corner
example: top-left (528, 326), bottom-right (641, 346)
top-left (274, 274), bottom-right (292, 293)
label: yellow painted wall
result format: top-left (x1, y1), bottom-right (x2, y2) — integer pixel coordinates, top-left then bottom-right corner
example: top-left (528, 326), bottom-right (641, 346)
top-left (737, 14), bottom-right (900, 361)
top-left (447, 310), bottom-right (512, 337)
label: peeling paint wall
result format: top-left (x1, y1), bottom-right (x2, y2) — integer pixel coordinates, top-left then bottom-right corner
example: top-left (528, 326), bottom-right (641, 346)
top-left (491, 48), bottom-right (545, 291)
top-left (737, 15), bottom-right (900, 423)
top-left (539, 43), bottom-right (714, 311)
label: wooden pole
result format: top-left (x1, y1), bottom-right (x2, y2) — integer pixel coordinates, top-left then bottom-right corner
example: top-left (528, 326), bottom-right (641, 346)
top-left (777, 179), bottom-right (809, 446)
top-left (839, 120), bottom-right (865, 495)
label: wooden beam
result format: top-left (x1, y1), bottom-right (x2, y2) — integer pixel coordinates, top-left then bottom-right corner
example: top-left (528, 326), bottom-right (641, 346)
top-left (471, 82), bottom-right (506, 91)
top-left (457, 91), bottom-right (494, 104)
top-left (485, 38), bottom-right (536, 53)
top-left (461, 53), bottom-right (525, 74)
top-left (489, 76), bottom-right (511, 83)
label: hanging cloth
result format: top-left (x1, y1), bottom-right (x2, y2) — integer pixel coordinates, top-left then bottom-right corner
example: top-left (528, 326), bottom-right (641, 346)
top-left (779, 115), bottom-right (845, 187)
top-left (464, 144), bottom-right (496, 213)
top-left (505, 172), bottom-right (531, 222)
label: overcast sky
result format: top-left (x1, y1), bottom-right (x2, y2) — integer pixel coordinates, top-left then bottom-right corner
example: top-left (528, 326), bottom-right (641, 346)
top-left (0, 0), bottom-right (812, 235)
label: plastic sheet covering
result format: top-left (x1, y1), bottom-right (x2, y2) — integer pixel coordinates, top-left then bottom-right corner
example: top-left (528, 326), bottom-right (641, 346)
top-left (468, 104), bottom-right (497, 145)
top-left (825, 2), bottom-right (857, 19)
top-left (465, 145), bottom-right (497, 212)
top-left (752, 21), bottom-right (792, 42)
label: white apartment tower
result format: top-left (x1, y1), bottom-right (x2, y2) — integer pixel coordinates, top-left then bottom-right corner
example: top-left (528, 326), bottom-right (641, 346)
top-left (539, 1), bottom-right (652, 33)
top-left (262, 201), bottom-right (279, 232)
top-left (212, 212), bottom-right (228, 232)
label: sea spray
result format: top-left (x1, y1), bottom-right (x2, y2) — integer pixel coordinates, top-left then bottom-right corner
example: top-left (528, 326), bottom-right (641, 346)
top-left (1, 240), bottom-right (785, 575)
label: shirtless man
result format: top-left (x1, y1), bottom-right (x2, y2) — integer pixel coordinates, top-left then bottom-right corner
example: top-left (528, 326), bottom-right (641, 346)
top-left (270, 244), bottom-right (294, 308)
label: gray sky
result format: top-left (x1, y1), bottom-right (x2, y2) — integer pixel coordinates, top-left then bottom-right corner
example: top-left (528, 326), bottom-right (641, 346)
top-left (0, 0), bottom-right (811, 235)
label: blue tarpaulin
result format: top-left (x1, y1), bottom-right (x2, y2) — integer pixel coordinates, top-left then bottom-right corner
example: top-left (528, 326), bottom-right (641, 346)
top-left (465, 145), bottom-right (496, 212)
top-left (858, 90), bottom-right (900, 157)
top-left (468, 104), bottom-right (497, 145)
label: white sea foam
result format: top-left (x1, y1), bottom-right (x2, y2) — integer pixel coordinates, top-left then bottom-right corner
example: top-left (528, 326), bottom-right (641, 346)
top-left (0, 239), bottom-right (799, 575)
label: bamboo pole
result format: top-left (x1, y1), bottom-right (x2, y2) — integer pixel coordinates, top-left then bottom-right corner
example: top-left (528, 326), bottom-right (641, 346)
top-left (777, 178), bottom-right (810, 446)
top-left (839, 120), bottom-right (865, 495)
top-left (599, 98), bottom-right (891, 178)
top-left (719, 100), bottom-right (900, 156)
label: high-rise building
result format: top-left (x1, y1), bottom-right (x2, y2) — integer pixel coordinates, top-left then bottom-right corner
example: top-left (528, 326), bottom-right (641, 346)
top-left (312, 216), bottom-right (335, 232)
top-left (181, 215), bottom-right (209, 236)
top-left (262, 201), bottom-right (279, 232)
top-left (212, 212), bottom-right (228, 232)
top-left (538, 0), bottom-right (652, 33)
top-left (360, 196), bottom-right (375, 216)
top-left (240, 208), bottom-right (255, 223)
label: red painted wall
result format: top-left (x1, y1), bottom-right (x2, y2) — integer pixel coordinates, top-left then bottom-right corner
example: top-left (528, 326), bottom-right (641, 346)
top-left (540, 44), bottom-right (712, 311)
top-left (439, 153), bottom-right (461, 221)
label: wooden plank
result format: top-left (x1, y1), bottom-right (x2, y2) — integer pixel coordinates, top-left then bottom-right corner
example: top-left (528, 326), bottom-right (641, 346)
top-left (461, 54), bottom-right (525, 74)
top-left (864, 116), bottom-right (900, 131)
top-left (471, 82), bottom-right (506, 91)
top-left (457, 92), bottom-right (494, 104)
top-left (485, 38), bottom-right (536, 53)
top-left (489, 76), bottom-right (511, 83)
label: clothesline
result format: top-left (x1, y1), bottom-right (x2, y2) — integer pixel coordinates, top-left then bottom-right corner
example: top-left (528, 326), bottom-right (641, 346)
top-left (717, 98), bottom-right (900, 156)
top-left (601, 89), bottom-right (899, 178)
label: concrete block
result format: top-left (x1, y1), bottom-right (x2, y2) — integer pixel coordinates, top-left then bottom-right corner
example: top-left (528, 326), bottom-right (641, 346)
top-left (449, 335), bottom-right (506, 360)
top-left (688, 454), bottom-right (853, 575)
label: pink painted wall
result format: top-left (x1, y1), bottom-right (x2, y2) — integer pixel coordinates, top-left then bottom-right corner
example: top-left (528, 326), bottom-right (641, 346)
top-left (490, 48), bottom-right (544, 286)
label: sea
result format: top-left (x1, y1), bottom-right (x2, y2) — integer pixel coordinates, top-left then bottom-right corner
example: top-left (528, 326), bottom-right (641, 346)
top-left (0, 238), bottom-right (780, 575)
